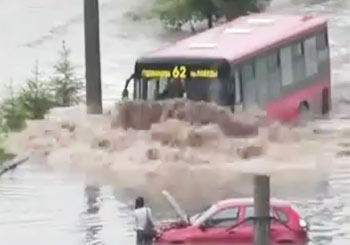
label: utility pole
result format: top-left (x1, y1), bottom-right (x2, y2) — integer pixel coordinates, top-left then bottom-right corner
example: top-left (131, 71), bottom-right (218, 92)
top-left (84, 0), bottom-right (103, 114)
top-left (254, 175), bottom-right (270, 245)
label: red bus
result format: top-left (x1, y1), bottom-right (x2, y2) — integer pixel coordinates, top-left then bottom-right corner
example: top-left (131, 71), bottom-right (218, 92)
top-left (123, 14), bottom-right (331, 123)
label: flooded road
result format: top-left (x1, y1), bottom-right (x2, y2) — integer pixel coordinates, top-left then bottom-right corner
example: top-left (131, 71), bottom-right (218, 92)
top-left (2, 145), bottom-right (350, 245)
top-left (0, 163), bottom-right (135, 245)
top-left (1, 0), bottom-right (350, 244)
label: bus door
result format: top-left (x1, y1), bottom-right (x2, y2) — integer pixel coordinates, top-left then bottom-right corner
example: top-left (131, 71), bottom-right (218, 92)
top-left (255, 57), bottom-right (269, 106)
top-left (134, 77), bottom-right (163, 100)
top-left (234, 71), bottom-right (242, 107)
top-left (241, 62), bottom-right (258, 110)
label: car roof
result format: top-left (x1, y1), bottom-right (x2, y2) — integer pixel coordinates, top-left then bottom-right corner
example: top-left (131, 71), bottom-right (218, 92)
top-left (216, 198), bottom-right (291, 208)
top-left (142, 14), bottom-right (327, 63)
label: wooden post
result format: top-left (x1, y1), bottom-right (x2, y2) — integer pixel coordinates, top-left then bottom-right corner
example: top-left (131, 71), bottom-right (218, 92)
top-left (84, 0), bottom-right (103, 114)
top-left (254, 175), bottom-right (270, 245)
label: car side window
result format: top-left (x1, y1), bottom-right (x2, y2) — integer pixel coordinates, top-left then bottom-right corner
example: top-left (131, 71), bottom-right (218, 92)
top-left (244, 206), bottom-right (276, 225)
top-left (274, 208), bottom-right (289, 224)
top-left (206, 207), bottom-right (239, 228)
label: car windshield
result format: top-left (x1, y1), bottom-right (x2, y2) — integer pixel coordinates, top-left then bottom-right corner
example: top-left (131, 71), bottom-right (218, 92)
top-left (192, 205), bottom-right (219, 226)
top-left (189, 205), bottom-right (212, 224)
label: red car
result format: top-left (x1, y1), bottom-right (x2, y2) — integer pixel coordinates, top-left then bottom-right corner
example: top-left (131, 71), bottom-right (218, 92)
top-left (157, 193), bottom-right (308, 244)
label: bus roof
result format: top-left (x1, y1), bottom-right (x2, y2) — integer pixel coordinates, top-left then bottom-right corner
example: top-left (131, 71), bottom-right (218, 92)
top-left (140, 14), bottom-right (327, 63)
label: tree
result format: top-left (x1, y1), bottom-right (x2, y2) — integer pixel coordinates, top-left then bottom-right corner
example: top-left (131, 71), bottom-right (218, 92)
top-left (153, 0), bottom-right (194, 30)
top-left (0, 82), bottom-right (27, 131)
top-left (19, 61), bottom-right (53, 119)
top-left (0, 132), bottom-right (13, 163)
top-left (153, 0), bottom-right (219, 30)
top-left (188, 0), bottom-right (219, 28)
top-left (212, 0), bottom-right (271, 20)
top-left (153, 0), bottom-right (271, 30)
top-left (51, 41), bottom-right (84, 107)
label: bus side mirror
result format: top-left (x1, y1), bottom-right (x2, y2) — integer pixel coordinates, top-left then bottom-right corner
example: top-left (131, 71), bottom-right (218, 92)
top-left (199, 223), bottom-right (207, 232)
top-left (122, 73), bottom-right (134, 100)
top-left (199, 220), bottom-right (212, 232)
top-left (122, 88), bottom-right (129, 100)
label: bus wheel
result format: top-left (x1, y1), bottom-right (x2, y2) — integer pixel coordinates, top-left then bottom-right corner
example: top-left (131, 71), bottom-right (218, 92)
top-left (299, 102), bottom-right (312, 126)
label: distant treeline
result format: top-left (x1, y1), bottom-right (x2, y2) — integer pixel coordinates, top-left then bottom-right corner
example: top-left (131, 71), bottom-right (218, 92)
top-left (152, 0), bottom-right (272, 31)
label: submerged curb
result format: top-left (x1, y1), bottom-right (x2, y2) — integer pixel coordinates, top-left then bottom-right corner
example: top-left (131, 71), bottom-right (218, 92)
top-left (0, 157), bottom-right (29, 177)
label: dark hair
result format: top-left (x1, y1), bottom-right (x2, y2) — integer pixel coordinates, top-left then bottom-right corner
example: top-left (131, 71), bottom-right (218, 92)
top-left (135, 197), bottom-right (144, 209)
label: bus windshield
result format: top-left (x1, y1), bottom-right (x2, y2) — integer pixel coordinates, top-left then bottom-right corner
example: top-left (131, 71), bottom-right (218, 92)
top-left (132, 60), bottom-right (234, 104)
top-left (131, 58), bottom-right (235, 104)
top-left (134, 77), bottom-right (226, 103)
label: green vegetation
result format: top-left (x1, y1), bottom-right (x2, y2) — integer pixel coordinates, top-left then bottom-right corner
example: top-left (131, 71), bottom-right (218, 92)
top-left (0, 41), bottom-right (83, 162)
top-left (152, 0), bottom-right (271, 31)
top-left (20, 61), bottom-right (53, 120)
top-left (0, 121), bottom-right (8, 163)
top-left (50, 41), bottom-right (84, 107)
top-left (0, 137), bottom-right (13, 164)
top-left (0, 82), bottom-right (28, 131)
top-left (0, 124), bottom-right (14, 163)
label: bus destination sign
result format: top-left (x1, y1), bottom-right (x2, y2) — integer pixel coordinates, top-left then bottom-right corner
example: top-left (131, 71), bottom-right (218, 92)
top-left (141, 66), bottom-right (218, 79)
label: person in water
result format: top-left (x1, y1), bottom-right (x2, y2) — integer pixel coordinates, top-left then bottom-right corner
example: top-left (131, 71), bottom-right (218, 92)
top-left (134, 197), bottom-right (156, 245)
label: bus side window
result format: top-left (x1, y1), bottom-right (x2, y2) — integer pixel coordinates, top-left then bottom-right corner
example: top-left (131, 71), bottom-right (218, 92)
top-left (280, 47), bottom-right (293, 87)
top-left (267, 52), bottom-right (280, 72)
top-left (316, 31), bottom-right (328, 50)
top-left (304, 36), bottom-right (318, 77)
top-left (267, 52), bottom-right (281, 100)
top-left (234, 71), bottom-right (242, 104)
top-left (291, 42), bottom-right (306, 83)
top-left (242, 62), bottom-right (255, 81)
top-left (142, 78), bottom-right (148, 100)
top-left (316, 31), bottom-right (329, 63)
top-left (241, 62), bottom-right (256, 108)
top-left (255, 57), bottom-right (269, 106)
top-left (133, 78), bottom-right (138, 99)
top-left (135, 79), bottom-right (141, 99)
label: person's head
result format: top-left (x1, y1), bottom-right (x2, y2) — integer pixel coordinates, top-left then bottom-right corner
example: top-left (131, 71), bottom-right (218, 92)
top-left (135, 197), bottom-right (145, 209)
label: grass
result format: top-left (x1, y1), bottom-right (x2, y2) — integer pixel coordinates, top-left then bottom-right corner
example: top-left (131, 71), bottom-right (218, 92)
top-left (0, 149), bottom-right (13, 164)
top-left (0, 135), bottom-right (14, 164)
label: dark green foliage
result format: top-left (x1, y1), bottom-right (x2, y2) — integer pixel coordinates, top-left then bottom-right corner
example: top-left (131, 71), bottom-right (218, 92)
top-left (213, 0), bottom-right (270, 20)
top-left (153, 0), bottom-right (196, 30)
top-left (19, 61), bottom-right (53, 120)
top-left (0, 142), bottom-right (13, 164)
top-left (0, 149), bottom-right (11, 164)
top-left (50, 41), bottom-right (84, 107)
top-left (0, 83), bottom-right (27, 131)
top-left (153, 0), bottom-right (271, 30)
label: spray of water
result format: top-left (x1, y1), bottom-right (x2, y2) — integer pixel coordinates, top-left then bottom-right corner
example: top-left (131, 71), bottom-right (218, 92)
top-left (3, 99), bottom-right (345, 209)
